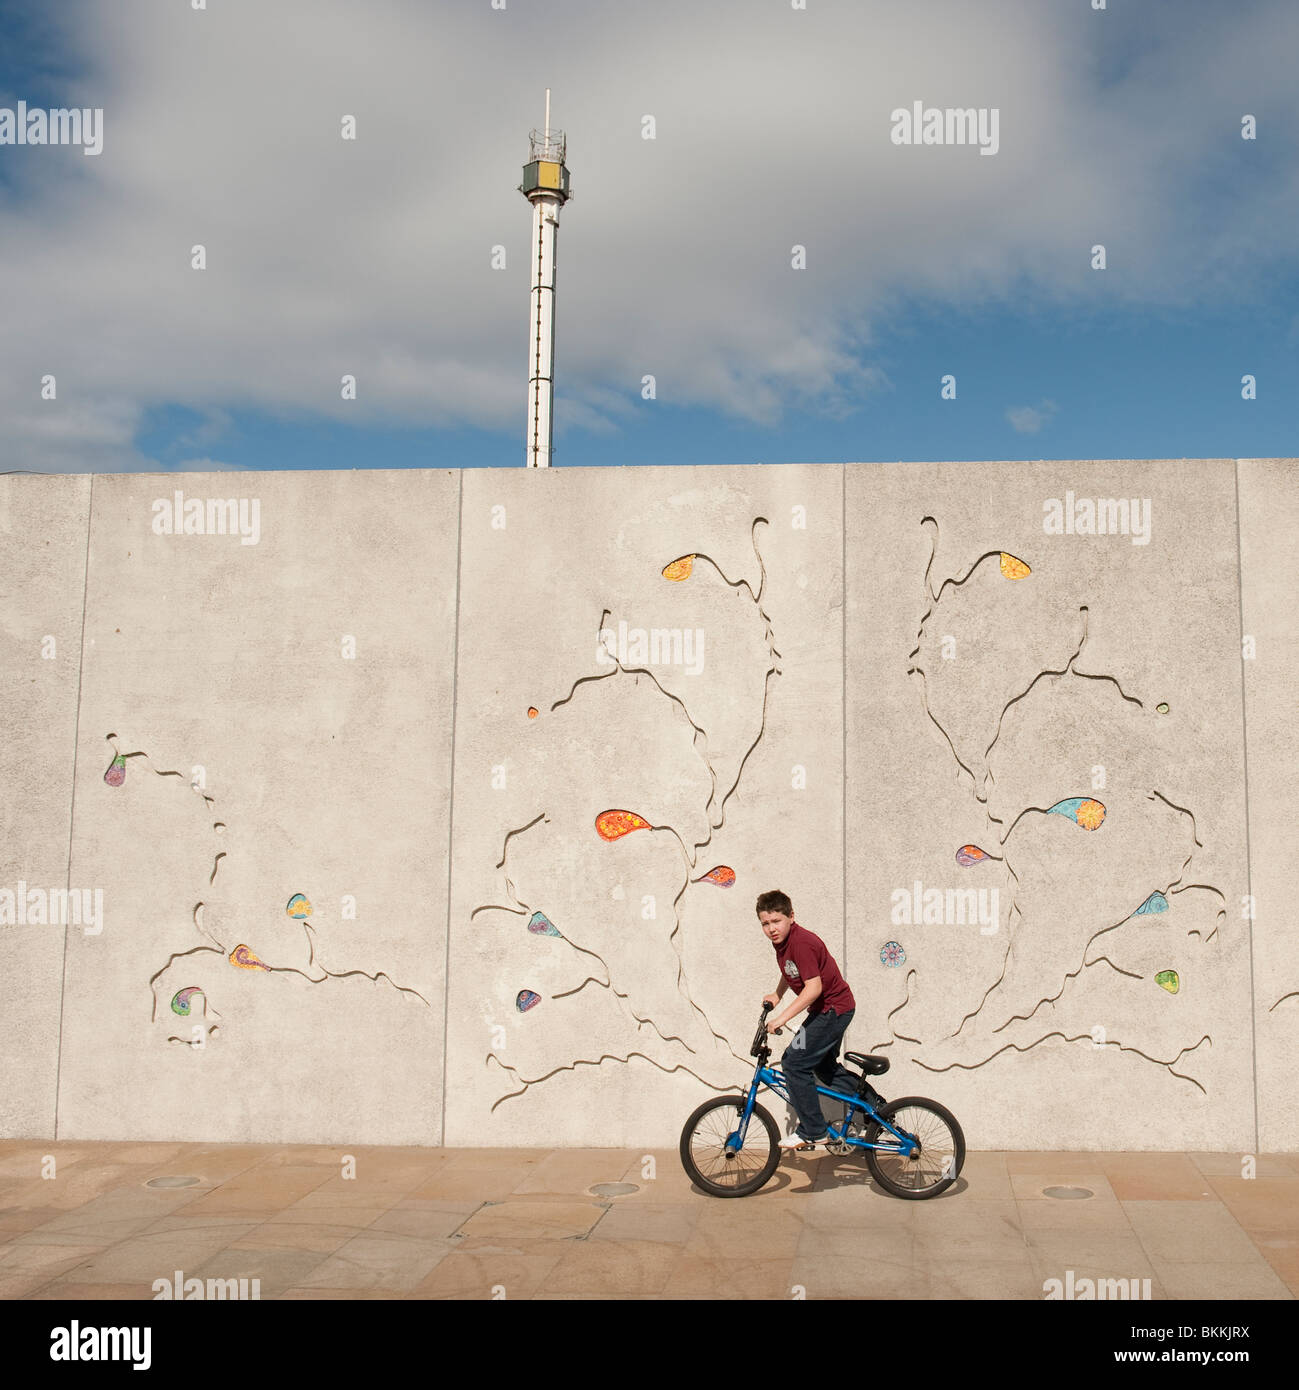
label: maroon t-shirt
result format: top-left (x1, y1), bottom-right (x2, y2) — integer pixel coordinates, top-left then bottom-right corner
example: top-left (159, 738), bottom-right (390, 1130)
top-left (774, 921), bottom-right (855, 1016)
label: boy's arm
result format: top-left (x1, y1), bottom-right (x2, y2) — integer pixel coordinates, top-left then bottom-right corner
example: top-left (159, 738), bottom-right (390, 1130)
top-left (770, 976), bottom-right (821, 1031)
top-left (762, 978), bottom-right (790, 1008)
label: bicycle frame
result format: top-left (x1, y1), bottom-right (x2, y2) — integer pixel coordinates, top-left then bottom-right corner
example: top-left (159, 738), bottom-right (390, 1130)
top-left (731, 1062), bottom-right (916, 1156)
top-left (725, 1006), bottom-right (919, 1159)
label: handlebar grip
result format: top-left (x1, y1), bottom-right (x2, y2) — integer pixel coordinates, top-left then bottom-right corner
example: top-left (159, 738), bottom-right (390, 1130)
top-left (761, 1001), bottom-right (774, 1013)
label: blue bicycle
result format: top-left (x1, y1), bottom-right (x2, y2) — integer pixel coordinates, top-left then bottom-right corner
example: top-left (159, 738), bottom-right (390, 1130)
top-left (679, 1003), bottom-right (965, 1199)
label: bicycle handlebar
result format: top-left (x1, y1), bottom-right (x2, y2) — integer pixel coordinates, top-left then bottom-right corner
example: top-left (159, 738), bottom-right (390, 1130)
top-left (750, 1001), bottom-right (782, 1057)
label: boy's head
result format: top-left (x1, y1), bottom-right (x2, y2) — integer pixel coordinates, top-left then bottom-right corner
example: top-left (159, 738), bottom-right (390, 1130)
top-left (756, 889), bottom-right (794, 945)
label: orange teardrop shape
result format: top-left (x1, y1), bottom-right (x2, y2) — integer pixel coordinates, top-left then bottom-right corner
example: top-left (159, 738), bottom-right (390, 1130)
top-left (999, 552), bottom-right (1031, 580)
top-left (229, 944), bottom-right (270, 972)
top-left (596, 809), bottom-right (650, 841)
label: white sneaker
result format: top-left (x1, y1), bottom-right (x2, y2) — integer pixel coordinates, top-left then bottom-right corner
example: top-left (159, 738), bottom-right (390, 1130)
top-left (778, 1132), bottom-right (822, 1151)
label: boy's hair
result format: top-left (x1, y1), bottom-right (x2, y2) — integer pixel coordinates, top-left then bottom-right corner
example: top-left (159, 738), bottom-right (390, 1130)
top-left (755, 889), bottom-right (793, 918)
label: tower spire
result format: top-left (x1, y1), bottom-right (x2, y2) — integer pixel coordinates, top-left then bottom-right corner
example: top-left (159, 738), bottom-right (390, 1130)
top-left (520, 91), bottom-right (571, 467)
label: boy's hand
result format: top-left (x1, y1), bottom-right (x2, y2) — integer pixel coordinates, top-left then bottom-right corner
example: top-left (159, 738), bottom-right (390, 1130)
top-left (762, 993), bottom-right (780, 1010)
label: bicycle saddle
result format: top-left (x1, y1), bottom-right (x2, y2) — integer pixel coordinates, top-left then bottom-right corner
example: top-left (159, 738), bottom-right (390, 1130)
top-left (844, 1051), bottom-right (890, 1076)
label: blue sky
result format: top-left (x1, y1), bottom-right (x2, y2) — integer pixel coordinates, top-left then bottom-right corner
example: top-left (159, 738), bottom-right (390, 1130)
top-left (1, 0), bottom-right (1296, 472)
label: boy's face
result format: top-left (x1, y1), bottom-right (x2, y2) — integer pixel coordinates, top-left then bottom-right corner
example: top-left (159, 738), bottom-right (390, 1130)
top-left (759, 909), bottom-right (794, 945)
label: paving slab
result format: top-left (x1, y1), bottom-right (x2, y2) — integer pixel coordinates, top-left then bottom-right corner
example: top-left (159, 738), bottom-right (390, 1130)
top-left (1, 1143), bottom-right (1294, 1299)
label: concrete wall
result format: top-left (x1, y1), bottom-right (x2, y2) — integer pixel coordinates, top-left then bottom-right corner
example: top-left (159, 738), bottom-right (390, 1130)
top-left (2, 460), bottom-right (1295, 1151)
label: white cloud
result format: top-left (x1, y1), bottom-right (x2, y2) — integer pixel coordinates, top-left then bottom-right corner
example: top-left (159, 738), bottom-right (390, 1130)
top-left (0, 0), bottom-right (1295, 470)
top-left (1006, 399), bottom-right (1058, 435)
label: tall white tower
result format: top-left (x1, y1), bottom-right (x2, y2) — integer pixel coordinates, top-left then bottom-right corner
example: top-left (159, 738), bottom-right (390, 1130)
top-left (520, 90), bottom-right (571, 468)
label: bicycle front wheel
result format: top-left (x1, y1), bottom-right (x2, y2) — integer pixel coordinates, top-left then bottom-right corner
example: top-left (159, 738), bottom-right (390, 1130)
top-left (679, 1095), bottom-right (779, 1198)
top-left (864, 1097), bottom-right (965, 1199)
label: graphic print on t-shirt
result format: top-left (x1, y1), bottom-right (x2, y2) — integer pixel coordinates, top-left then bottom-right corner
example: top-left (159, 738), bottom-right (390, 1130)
top-left (784, 960), bottom-right (800, 980)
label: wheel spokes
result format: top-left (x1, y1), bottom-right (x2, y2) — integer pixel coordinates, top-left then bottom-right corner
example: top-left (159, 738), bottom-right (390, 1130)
top-left (871, 1105), bottom-right (957, 1191)
top-left (688, 1104), bottom-right (770, 1188)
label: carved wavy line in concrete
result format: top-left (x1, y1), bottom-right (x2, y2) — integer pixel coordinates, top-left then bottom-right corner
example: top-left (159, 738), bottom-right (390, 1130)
top-left (904, 522), bottom-right (1225, 1101)
top-left (485, 1048), bottom-right (736, 1113)
top-left (915, 1031), bottom-right (1214, 1095)
top-left (1148, 790), bottom-right (1227, 943)
top-left (121, 733), bottom-right (430, 1033)
top-left (906, 521), bottom-right (1007, 663)
top-left (715, 664), bottom-right (780, 838)
top-left (191, 902), bottom-right (223, 951)
top-left (906, 665), bottom-right (981, 795)
top-left (1149, 792), bottom-right (1226, 907)
top-left (586, 531), bottom-right (784, 1054)
top-left (149, 945), bottom-right (225, 1022)
top-left (552, 975), bottom-right (607, 999)
top-left (945, 938), bottom-right (1013, 1041)
top-left (990, 949), bottom-right (1148, 1035)
top-left (489, 811), bottom-right (547, 861)
top-left (480, 516), bottom-right (781, 1107)
top-left (1270, 992), bottom-right (1298, 1012)
top-left (1088, 954), bottom-right (1145, 982)
top-left (652, 522), bottom-right (784, 840)
top-left (880, 969), bottom-right (922, 1047)
top-left (1170, 884), bottom-right (1228, 945)
top-left (665, 860), bottom-right (751, 1065)
top-left (601, 525), bottom-right (785, 843)
top-left (984, 795), bottom-right (1222, 1037)
top-left (692, 517), bottom-right (784, 655)
top-left (1169, 884), bottom-right (1227, 904)
top-left (293, 923), bottom-right (430, 1004)
top-left (907, 533), bottom-right (1046, 804)
top-left (169, 925), bottom-right (430, 1005)
top-left (483, 812), bottom-right (549, 915)
top-left (543, 909), bottom-right (738, 1061)
top-left (1069, 668), bottom-right (1145, 709)
top-left (565, 608), bottom-right (727, 840)
top-left (106, 734), bottom-right (225, 887)
top-left (550, 974), bottom-right (695, 1051)
top-left (981, 606), bottom-right (1088, 775)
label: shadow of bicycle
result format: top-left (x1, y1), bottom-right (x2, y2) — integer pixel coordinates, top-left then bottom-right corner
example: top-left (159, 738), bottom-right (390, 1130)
top-left (690, 1157), bottom-right (971, 1201)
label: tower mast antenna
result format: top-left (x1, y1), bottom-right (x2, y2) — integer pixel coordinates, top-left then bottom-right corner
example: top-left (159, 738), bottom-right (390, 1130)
top-left (520, 90), bottom-right (572, 467)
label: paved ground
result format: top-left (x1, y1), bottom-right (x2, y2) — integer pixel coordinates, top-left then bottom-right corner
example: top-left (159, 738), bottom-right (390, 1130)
top-left (0, 1142), bottom-right (1295, 1300)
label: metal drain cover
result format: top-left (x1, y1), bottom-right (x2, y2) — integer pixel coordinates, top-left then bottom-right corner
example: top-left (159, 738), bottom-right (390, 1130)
top-left (145, 1175), bottom-right (201, 1189)
top-left (588, 1182), bottom-right (638, 1198)
top-left (1043, 1185), bottom-right (1094, 1200)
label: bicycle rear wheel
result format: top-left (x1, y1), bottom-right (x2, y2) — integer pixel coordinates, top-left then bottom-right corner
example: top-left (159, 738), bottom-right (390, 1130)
top-left (679, 1095), bottom-right (779, 1198)
top-left (864, 1097), bottom-right (965, 1199)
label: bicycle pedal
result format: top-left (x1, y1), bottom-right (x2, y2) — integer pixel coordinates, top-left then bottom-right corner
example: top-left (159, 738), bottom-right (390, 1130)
top-left (824, 1138), bottom-right (851, 1156)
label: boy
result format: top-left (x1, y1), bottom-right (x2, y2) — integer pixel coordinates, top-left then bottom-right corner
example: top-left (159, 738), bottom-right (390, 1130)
top-left (758, 889), bottom-right (881, 1149)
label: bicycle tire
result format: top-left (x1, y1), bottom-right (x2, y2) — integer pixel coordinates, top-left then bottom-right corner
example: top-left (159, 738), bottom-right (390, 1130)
top-left (679, 1095), bottom-right (779, 1198)
top-left (864, 1096), bottom-right (965, 1200)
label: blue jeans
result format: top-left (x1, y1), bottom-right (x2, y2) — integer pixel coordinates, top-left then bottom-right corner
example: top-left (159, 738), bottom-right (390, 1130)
top-left (781, 1007), bottom-right (858, 1140)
